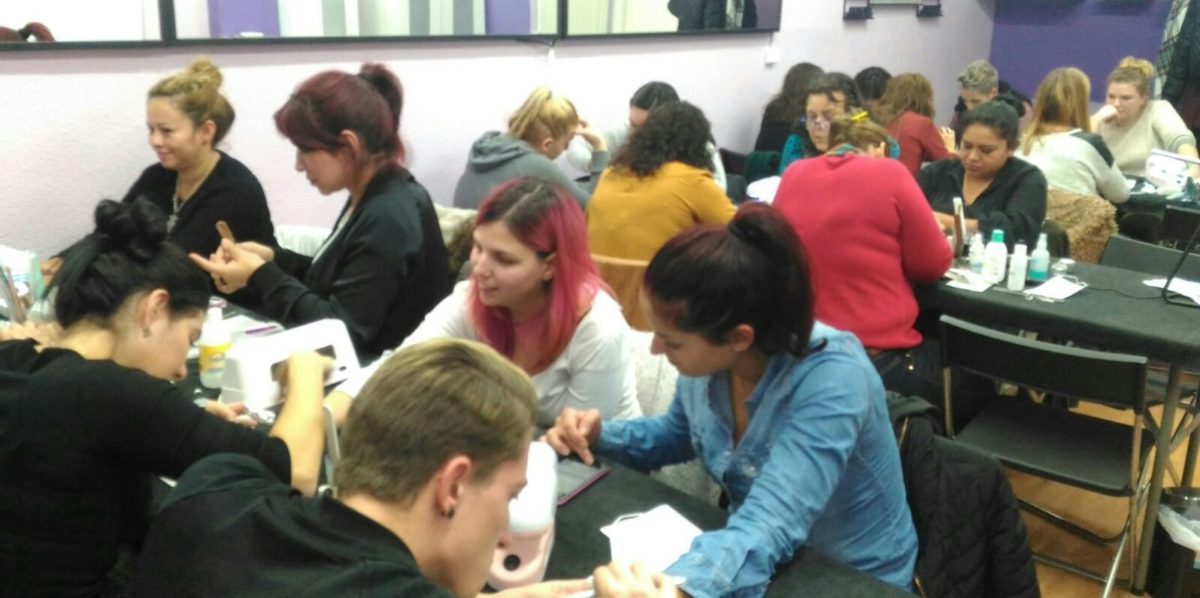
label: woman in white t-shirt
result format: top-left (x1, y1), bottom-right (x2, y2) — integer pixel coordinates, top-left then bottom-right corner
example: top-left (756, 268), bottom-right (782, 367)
top-left (1094, 57), bottom-right (1199, 178)
top-left (1018, 67), bottom-right (1129, 204)
top-left (335, 177), bottom-right (641, 425)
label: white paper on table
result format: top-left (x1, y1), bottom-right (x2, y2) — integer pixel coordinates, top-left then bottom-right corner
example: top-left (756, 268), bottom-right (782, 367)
top-left (746, 176), bottom-right (781, 204)
top-left (1144, 277), bottom-right (1200, 306)
top-left (599, 504), bottom-right (702, 573)
top-left (944, 267), bottom-right (992, 292)
top-left (1024, 276), bottom-right (1088, 301)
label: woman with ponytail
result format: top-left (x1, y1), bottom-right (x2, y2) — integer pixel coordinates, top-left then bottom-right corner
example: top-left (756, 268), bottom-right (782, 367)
top-left (0, 199), bottom-right (327, 596)
top-left (545, 204), bottom-right (917, 595)
top-left (192, 63), bottom-right (452, 359)
top-left (453, 87), bottom-right (607, 209)
top-left (121, 58), bottom-right (276, 258)
top-left (1094, 56), bottom-right (1200, 177)
top-left (335, 177), bottom-right (640, 425)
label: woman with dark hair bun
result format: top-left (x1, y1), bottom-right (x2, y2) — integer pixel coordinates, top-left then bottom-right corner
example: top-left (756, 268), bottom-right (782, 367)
top-left (546, 204), bottom-right (917, 595)
top-left (121, 58), bottom-right (276, 260)
top-left (192, 63), bottom-right (452, 359)
top-left (0, 199), bottom-right (327, 596)
top-left (587, 101), bottom-right (735, 261)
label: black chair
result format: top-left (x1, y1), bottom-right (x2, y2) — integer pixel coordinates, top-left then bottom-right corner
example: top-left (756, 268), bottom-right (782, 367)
top-left (940, 315), bottom-right (1152, 596)
top-left (718, 147), bottom-right (746, 176)
top-left (1100, 233), bottom-right (1200, 279)
top-left (1162, 204), bottom-right (1200, 250)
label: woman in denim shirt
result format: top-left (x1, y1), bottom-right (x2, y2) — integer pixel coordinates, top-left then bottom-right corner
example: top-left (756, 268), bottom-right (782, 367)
top-left (545, 204), bottom-right (917, 597)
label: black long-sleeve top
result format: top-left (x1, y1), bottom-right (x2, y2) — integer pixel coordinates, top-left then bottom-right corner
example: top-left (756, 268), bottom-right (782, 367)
top-left (0, 340), bottom-right (290, 597)
top-left (917, 157), bottom-right (1048, 248)
top-left (121, 151), bottom-right (277, 257)
top-left (244, 165), bottom-right (453, 360)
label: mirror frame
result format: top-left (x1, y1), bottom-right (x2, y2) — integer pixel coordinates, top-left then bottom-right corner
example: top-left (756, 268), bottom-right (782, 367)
top-left (0, 0), bottom-right (778, 51)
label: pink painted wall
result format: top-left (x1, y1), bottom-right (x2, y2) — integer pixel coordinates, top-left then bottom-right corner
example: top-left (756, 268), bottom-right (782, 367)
top-left (0, 0), bottom-right (996, 258)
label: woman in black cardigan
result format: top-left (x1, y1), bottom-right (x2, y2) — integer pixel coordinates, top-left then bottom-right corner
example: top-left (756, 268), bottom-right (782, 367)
top-left (192, 63), bottom-right (452, 360)
top-left (122, 58), bottom-right (276, 258)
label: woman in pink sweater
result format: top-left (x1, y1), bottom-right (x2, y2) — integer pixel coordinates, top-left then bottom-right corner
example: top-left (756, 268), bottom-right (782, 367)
top-left (774, 114), bottom-right (952, 401)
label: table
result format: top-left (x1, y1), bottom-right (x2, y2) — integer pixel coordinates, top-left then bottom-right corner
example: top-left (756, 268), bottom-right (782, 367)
top-left (548, 463), bottom-right (910, 597)
top-left (916, 262), bottom-right (1200, 592)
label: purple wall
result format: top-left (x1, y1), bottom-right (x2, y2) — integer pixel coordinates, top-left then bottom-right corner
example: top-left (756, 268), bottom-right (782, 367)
top-left (990, 0), bottom-right (1172, 102)
top-left (208, 0), bottom-right (280, 38)
top-left (486, 0), bottom-right (531, 35)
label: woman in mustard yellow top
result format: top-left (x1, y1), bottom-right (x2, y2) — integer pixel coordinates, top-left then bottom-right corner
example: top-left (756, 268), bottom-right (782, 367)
top-left (587, 101), bottom-right (735, 261)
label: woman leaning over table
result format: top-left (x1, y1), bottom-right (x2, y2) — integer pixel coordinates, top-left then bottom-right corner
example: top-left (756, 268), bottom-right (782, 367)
top-left (545, 204), bottom-right (917, 596)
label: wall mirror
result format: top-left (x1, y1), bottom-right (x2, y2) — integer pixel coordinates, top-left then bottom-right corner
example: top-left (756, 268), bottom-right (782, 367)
top-left (171, 0), bottom-right (558, 42)
top-left (0, 0), bottom-right (163, 46)
top-left (564, 0), bottom-right (781, 37)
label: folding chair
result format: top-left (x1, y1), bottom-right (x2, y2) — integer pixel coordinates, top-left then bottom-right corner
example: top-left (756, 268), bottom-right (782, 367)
top-left (940, 315), bottom-right (1152, 596)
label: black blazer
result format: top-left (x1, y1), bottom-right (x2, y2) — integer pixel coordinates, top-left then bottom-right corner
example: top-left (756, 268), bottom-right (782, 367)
top-left (121, 151), bottom-right (276, 257)
top-left (245, 166), bottom-right (452, 360)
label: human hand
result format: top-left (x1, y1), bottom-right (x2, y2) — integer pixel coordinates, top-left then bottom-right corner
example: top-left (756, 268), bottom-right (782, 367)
top-left (1093, 104), bottom-right (1119, 126)
top-left (487, 578), bottom-right (592, 598)
top-left (40, 257), bottom-right (62, 285)
top-left (0, 321), bottom-right (62, 346)
top-left (933, 211), bottom-right (956, 235)
top-left (577, 120), bottom-right (607, 152)
top-left (189, 239), bottom-right (265, 293)
top-left (593, 562), bottom-right (682, 598)
top-left (541, 408), bottom-right (602, 464)
top-left (202, 400), bottom-right (258, 427)
top-left (236, 241), bottom-right (276, 262)
top-left (939, 127), bottom-right (956, 154)
top-left (276, 351), bottom-right (334, 394)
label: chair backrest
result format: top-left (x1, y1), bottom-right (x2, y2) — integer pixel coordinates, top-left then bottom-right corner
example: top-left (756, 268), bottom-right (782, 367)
top-left (1162, 205), bottom-right (1200, 250)
top-left (1045, 189), bottom-right (1117, 264)
top-left (1101, 233), bottom-right (1200, 279)
top-left (592, 254), bottom-right (650, 331)
top-left (939, 315), bottom-right (1147, 413)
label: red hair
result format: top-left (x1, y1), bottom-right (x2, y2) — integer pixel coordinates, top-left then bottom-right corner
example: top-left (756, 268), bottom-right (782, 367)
top-left (469, 178), bottom-right (610, 374)
top-left (274, 63), bottom-right (405, 165)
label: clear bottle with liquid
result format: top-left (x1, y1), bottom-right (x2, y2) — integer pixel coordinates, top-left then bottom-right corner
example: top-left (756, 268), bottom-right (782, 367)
top-left (1028, 233), bottom-right (1050, 283)
top-left (1007, 243), bottom-right (1028, 291)
top-left (968, 233), bottom-right (986, 273)
top-left (197, 307), bottom-right (231, 389)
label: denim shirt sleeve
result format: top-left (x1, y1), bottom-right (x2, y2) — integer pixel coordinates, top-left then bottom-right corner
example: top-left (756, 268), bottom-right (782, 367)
top-left (594, 385), bottom-right (695, 471)
top-left (665, 356), bottom-right (872, 598)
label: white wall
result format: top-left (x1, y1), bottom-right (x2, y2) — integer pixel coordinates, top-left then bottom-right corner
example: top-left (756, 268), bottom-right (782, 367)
top-left (0, 0), bottom-right (995, 258)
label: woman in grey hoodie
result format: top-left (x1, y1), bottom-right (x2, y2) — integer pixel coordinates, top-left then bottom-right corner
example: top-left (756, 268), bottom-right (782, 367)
top-left (453, 87), bottom-right (607, 209)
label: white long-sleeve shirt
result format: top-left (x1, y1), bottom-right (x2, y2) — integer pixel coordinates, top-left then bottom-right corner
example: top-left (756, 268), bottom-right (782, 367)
top-left (1018, 129), bottom-right (1129, 204)
top-left (336, 282), bottom-right (642, 426)
top-left (1100, 100), bottom-right (1197, 177)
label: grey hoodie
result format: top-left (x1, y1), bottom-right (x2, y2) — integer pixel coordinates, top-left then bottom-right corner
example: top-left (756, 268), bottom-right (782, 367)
top-left (452, 131), bottom-right (608, 209)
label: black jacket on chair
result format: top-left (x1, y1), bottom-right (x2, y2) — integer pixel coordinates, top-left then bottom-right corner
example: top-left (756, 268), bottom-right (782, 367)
top-left (889, 394), bottom-right (1039, 598)
top-left (245, 166), bottom-right (452, 361)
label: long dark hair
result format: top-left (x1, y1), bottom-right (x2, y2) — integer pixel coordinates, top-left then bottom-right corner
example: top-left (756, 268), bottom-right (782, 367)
top-left (611, 101), bottom-right (714, 177)
top-left (644, 203), bottom-right (815, 356)
top-left (51, 199), bottom-right (210, 328)
top-left (765, 62), bottom-right (824, 130)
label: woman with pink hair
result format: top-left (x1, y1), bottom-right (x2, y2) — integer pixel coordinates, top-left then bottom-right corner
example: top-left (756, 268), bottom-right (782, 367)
top-left (334, 177), bottom-right (641, 425)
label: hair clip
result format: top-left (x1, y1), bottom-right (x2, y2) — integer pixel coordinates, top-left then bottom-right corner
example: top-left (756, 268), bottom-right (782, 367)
top-left (851, 110), bottom-right (869, 123)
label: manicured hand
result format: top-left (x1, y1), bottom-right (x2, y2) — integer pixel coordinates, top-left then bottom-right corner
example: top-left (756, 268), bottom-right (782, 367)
top-left (189, 239), bottom-right (265, 293)
top-left (593, 562), bottom-right (682, 598)
top-left (542, 407), bottom-right (602, 464)
top-left (487, 578), bottom-right (592, 597)
top-left (202, 400), bottom-right (256, 427)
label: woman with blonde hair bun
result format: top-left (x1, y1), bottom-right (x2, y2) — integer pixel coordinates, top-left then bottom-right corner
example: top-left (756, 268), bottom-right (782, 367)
top-left (121, 58), bottom-right (276, 258)
top-left (453, 87), bottom-right (607, 209)
top-left (1094, 56), bottom-right (1200, 177)
top-left (1018, 67), bottom-right (1128, 204)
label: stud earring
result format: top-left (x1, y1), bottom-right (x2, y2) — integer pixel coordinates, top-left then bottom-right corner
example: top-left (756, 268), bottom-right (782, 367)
top-left (444, 507), bottom-right (456, 519)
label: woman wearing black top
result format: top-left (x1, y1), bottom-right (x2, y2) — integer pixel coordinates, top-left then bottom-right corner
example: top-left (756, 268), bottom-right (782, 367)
top-left (0, 199), bottom-right (326, 597)
top-left (122, 58), bottom-right (276, 257)
top-left (754, 62), bottom-right (823, 152)
top-left (918, 100), bottom-right (1047, 248)
top-left (192, 63), bottom-right (452, 360)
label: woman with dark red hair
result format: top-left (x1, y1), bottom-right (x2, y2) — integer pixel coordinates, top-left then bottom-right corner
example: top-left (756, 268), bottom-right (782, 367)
top-left (193, 63), bottom-right (452, 359)
top-left (334, 177), bottom-right (641, 426)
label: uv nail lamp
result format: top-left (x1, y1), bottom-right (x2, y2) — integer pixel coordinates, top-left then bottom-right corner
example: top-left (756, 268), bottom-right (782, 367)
top-left (219, 318), bottom-right (358, 411)
top-left (488, 442), bottom-right (558, 590)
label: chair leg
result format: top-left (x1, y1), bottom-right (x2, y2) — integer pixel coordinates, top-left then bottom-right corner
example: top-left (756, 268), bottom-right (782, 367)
top-left (1019, 499), bottom-right (1126, 544)
top-left (1102, 521), bottom-right (1130, 598)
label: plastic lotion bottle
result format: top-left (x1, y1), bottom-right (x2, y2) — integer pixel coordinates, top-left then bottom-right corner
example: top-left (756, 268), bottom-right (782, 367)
top-left (1029, 233), bottom-right (1050, 283)
top-left (981, 229), bottom-right (1008, 284)
top-left (1007, 243), bottom-right (1028, 291)
top-left (198, 307), bottom-right (231, 389)
top-left (968, 233), bottom-right (986, 273)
